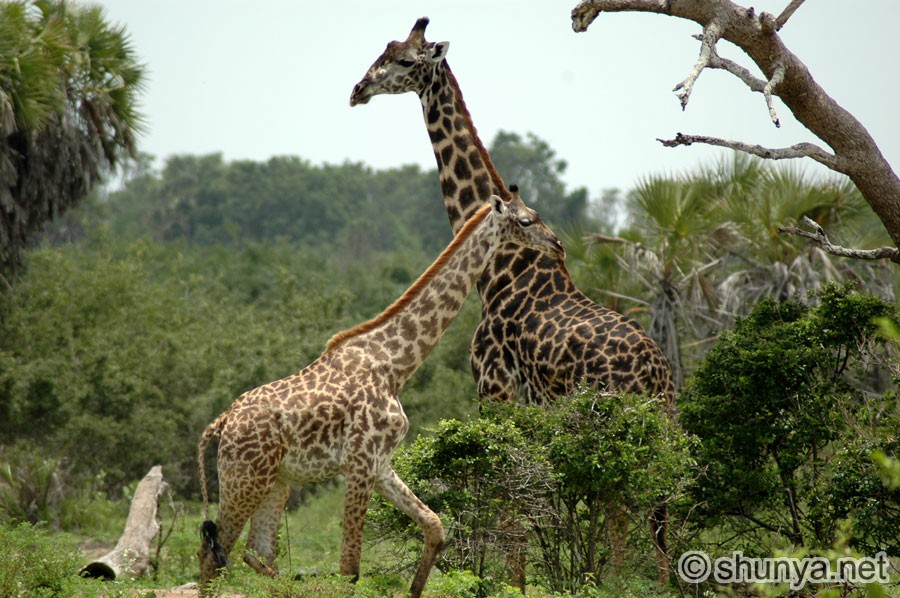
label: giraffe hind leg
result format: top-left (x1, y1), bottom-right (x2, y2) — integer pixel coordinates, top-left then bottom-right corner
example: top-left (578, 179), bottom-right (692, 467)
top-left (202, 410), bottom-right (284, 585)
top-left (244, 479), bottom-right (291, 577)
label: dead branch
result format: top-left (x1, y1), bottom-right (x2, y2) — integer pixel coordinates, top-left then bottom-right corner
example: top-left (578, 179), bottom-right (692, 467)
top-left (779, 216), bottom-right (900, 263)
top-left (673, 21), bottom-right (722, 110)
top-left (705, 46), bottom-right (766, 92)
top-left (570, 0), bottom-right (900, 257)
top-left (763, 63), bottom-right (785, 127)
top-left (775, 0), bottom-right (806, 30)
top-left (658, 133), bottom-right (840, 169)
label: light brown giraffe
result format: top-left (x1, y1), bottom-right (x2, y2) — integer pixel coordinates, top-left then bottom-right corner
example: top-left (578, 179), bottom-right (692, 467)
top-left (196, 192), bottom-right (564, 597)
top-left (350, 18), bottom-right (676, 585)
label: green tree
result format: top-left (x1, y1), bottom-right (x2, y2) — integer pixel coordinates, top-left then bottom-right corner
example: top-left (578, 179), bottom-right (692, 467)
top-left (369, 393), bottom-right (694, 594)
top-left (488, 131), bottom-right (590, 228)
top-left (0, 238), bottom-right (344, 495)
top-left (0, 0), bottom-right (145, 277)
top-left (680, 283), bottom-right (898, 550)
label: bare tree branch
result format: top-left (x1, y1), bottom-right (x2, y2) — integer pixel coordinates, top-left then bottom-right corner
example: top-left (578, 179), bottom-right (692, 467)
top-left (673, 21), bottom-right (723, 110)
top-left (658, 133), bottom-right (840, 169)
top-left (700, 38), bottom-right (783, 126)
top-left (763, 63), bottom-right (785, 127)
top-left (779, 216), bottom-right (900, 263)
top-left (570, 0), bottom-right (900, 257)
top-left (775, 0), bottom-right (806, 30)
top-left (706, 45), bottom-right (766, 92)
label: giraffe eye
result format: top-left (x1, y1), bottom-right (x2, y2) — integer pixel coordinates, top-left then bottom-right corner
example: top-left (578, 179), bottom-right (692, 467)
top-left (397, 59), bottom-right (415, 68)
top-left (518, 218), bottom-right (533, 228)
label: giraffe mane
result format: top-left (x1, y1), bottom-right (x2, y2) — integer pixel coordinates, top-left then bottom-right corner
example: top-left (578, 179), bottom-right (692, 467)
top-left (443, 64), bottom-right (512, 202)
top-left (325, 203), bottom-right (492, 353)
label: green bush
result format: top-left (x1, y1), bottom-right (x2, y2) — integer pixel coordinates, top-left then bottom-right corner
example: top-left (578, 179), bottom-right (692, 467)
top-left (507, 392), bottom-right (694, 591)
top-left (0, 444), bottom-right (67, 526)
top-left (0, 522), bottom-right (87, 597)
top-left (680, 283), bottom-right (899, 553)
top-left (369, 416), bottom-right (552, 594)
top-left (369, 391), bottom-right (695, 594)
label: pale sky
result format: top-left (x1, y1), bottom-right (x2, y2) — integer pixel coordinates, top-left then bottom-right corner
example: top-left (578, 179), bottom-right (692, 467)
top-left (99, 0), bottom-right (900, 197)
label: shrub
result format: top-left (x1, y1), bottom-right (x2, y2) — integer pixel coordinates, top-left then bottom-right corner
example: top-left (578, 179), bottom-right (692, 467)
top-left (680, 283), bottom-right (899, 552)
top-left (505, 391), bottom-right (694, 591)
top-left (0, 522), bottom-right (86, 596)
top-left (369, 391), bottom-right (695, 594)
top-left (369, 416), bottom-right (553, 594)
top-left (0, 444), bottom-right (67, 526)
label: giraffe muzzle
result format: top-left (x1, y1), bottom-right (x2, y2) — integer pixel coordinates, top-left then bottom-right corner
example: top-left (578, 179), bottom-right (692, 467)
top-left (349, 82), bottom-right (372, 106)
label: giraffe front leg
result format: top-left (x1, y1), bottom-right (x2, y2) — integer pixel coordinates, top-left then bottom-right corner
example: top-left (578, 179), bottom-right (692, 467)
top-left (375, 467), bottom-right (444, 598)
top-left (339, 469), bottom-right (377, 583)
top-left (244, 479), bottom-right (291, 577)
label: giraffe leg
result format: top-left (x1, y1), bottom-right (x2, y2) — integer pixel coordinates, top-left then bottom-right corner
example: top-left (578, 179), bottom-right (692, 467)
top-left (375, 467), bottom-right (444, 598)
top-left (198, 501), bottom-right (249, 591)
top-left (607, 503), bottom-right (629, 576)
top-left (338, 468), bottom-right (377, 583)
top-left (244, 479), bottom-right (291, 576)
top-left (199, 412), bottom-right (284, 589)
top-left (649, 504), bottom-right (670, 584)
top-left (499, 509), bottom-right (527, 593)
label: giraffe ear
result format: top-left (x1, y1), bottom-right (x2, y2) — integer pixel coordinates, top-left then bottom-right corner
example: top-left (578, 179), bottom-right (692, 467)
top-left (429, 41), bottom-right (450, 62)
top-left (492, 195), bottom-right (507, 217)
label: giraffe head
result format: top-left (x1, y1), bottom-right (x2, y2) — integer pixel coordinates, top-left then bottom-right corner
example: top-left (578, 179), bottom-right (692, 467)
top-left (350, 17), bottom-right (448, 106)
top-left (492, 185), bottom-right (566, 261)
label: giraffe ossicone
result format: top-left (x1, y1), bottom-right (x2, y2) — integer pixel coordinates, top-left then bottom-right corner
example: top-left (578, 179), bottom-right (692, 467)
top-left (351, 17), bottom-right (676, 585)
top-left (196, 192), bottom-right (563, 597)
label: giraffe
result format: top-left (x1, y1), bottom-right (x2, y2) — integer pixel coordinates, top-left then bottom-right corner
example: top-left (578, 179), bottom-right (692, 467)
top-left (350, 17), bottom-right (676, 585)
top-left (196, 192), bottom-right (564, 598)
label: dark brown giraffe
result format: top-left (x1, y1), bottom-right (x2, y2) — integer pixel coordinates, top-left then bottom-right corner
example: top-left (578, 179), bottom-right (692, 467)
top-left (350, 17), bottom-right (676, 585)
top-left (196, 193), bottom-right (564, 597)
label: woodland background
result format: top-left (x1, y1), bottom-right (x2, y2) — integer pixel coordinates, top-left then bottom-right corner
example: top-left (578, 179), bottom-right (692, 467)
top-left (0, 1), bottom-right (897, 596)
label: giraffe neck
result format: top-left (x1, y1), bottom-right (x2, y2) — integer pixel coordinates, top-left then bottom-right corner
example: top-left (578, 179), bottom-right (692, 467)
top-left (417, 61), bottom-right (575, 306)
top-left (326, 204), bottom-right (497, 389)
top-left (419, 61), bottom-right (508, 234)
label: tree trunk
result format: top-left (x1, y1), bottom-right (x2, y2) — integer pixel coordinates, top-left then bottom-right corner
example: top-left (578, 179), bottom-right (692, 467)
top-left (80, 465), bottom-right (168, 580)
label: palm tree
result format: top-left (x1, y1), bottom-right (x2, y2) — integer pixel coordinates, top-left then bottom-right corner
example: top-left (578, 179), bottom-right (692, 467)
top-left (0, 1), bottom-right (146, 278)
top-left (584, 174), bottom-right (733, 388)
top-left (707, 154), bottom-right (895, 319)
top-left (579, 153), bottom-right (896, 383)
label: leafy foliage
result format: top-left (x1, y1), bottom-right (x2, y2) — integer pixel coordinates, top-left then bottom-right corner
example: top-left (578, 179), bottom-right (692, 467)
top-left (91, 153), bottom-right (452, 259)
top-left (680, 283), bottom-right (899, 551)
top-left (0, 444), bottom-right (66, 526)
top-left (0, 522), bottom-right (87, 597)
top-left (369, 416), bottom-right (552, 593)
top-left (369, 392), bottom-right (695, 594)
top-left (508, 393), bottom-right (694, 591)
top-left (0, 238), bottom-right (347, 496)
top-left (0, 0), bottom-right (146, 276)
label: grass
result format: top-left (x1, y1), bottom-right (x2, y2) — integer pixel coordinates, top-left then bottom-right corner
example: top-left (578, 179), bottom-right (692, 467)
top-left (0, 478), bottom-right (688, 597)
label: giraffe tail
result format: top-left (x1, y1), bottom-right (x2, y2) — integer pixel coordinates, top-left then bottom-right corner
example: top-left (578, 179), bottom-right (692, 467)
top-left (198, 414), bottom-right (229, 569)
top-left (200, 520), bottom-right (228, 569)
top-left (197, 413), bottom-right (227, 523)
